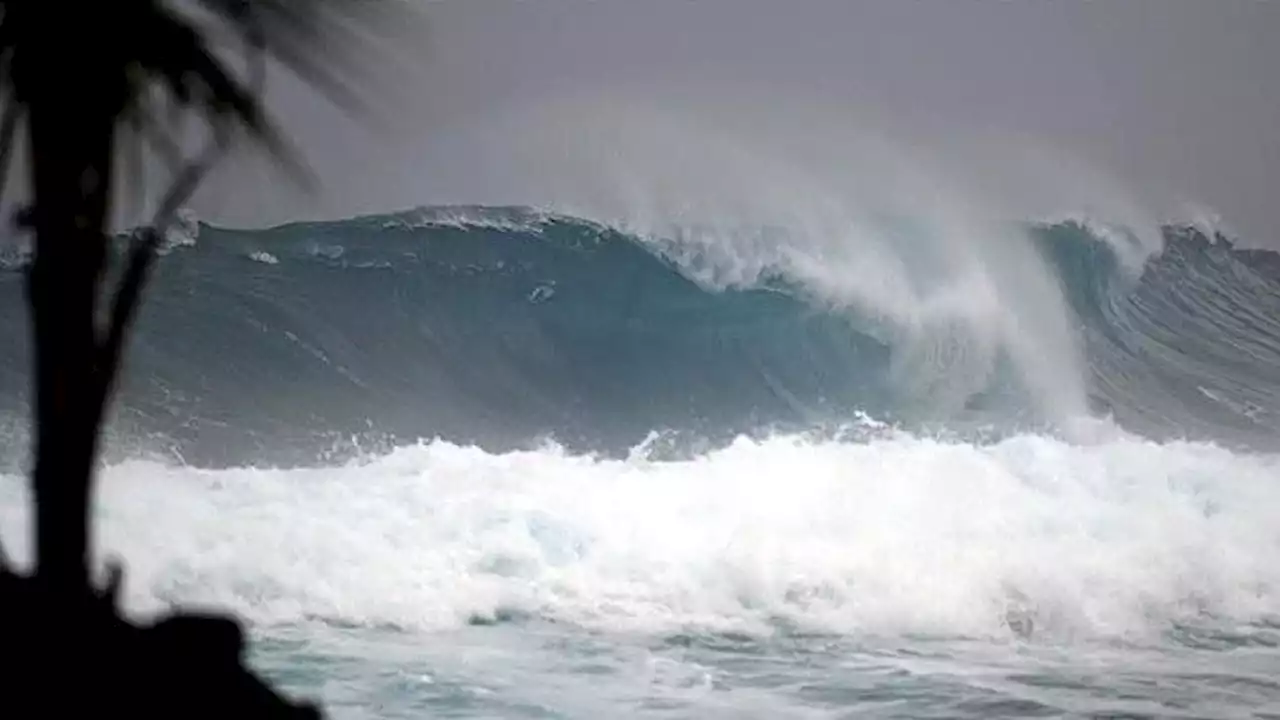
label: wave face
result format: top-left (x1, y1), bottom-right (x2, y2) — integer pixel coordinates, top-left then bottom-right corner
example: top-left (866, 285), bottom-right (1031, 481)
top-left (0, 205), bottom-right (1278, 467)
top-left (1042, 223), bottom-right (1280, 447)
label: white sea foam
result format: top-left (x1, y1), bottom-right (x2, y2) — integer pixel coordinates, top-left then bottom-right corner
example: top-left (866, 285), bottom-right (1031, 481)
top-left (157, 207), bottom-right (200, 254)
top-left (2, 430), bottom-right (1276, 643)
top-left (381, 205), bottom-right (558, 234)
top-left (247, 250), bottom-right (280, 265)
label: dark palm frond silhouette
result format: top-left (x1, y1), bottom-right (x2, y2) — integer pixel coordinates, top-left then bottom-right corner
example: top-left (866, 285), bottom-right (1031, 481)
top-left (0, 1), bottom-right (399, 716)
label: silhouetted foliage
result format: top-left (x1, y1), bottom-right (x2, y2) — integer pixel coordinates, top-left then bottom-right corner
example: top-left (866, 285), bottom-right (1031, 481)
top-left (0, 1), bottom-right (396, 716)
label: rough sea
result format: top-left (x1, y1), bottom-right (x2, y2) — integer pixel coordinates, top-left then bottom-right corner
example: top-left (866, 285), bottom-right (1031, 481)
top-left (1, 205), bottom-right (1278, 718)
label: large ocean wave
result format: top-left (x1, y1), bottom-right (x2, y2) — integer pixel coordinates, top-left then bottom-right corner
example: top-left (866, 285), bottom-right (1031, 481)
top-left (0, 205), bottom-right (1279, 646)
top-left (1, 205), bottom-right (1277, 467)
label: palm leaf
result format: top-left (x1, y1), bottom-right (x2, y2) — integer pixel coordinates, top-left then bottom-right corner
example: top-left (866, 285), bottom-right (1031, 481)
top-left (0, 0), bottom-right (393, 210)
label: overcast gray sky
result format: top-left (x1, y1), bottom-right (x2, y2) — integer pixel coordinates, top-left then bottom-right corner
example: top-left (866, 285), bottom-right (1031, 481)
top-left (192, 1), bottom-right (1280, 248)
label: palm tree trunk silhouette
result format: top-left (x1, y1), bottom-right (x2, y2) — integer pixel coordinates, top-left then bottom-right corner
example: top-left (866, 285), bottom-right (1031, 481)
top-left (0, 3), bottom-right (405, 715)
top-left (25, 73), bottom-right (119, 596)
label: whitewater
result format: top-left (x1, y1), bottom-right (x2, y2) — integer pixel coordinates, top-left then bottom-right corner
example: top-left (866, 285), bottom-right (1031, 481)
top-left (2, 426), bottom-right (1279, 717)
top-left (1, 200), bottom-right (1279, 716)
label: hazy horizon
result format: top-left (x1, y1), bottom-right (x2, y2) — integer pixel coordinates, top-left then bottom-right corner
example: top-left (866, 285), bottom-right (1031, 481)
top-left (181, 1), bottom-right (1279, 249)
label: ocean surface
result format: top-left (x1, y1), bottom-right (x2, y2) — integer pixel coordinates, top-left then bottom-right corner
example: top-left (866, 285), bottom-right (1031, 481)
top-left (1, 205), bottom-right (1279, 718)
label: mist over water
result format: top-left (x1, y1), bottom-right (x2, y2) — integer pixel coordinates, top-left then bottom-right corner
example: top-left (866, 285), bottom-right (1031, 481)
top-left (450, 96), bottom-right (1176, 429)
